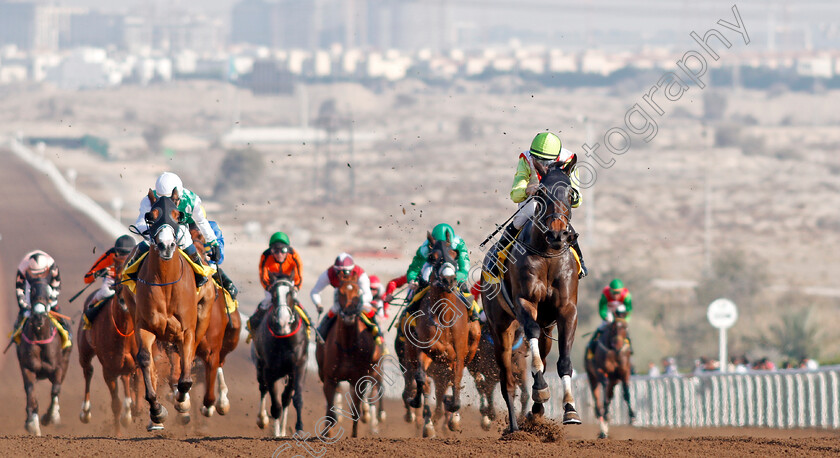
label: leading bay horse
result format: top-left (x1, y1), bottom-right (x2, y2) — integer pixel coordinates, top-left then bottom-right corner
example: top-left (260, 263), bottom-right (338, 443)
top-left (584, 313), bottom-right (634, 439)
top-left (316, 270), bottom-right (384, 438)
top-left (251, 275), bottom-right (309, 437)
top-left (403, 233), bottom-right (479, 437)
top-left (78, 252), bottom-right (141, 434)
top-left (128, 189), bottom-right (214, 430)
top-left (16, 277), bottom-right (71, 436)
top-left (482, 160), bottom-right (582, 432)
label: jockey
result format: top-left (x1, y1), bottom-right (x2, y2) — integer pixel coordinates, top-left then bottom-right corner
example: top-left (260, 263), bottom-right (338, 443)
top-left (247, 231), bottom-right (307, 334)
top-left (403, 223), bottom-right (480, 322)
top-left (126, 172), bottom-right (219, 287)
top-left (588, 278), bottom-right (633, 353)
top-left (311, 253), bottom-right (384, 348)
top-left (369, 275), bottom-right (387, 317)
top-left (81, 235), bottom-right (135, 327)
top-left (204, 220), bottom-right (238, 300)
top-left (486, 132), bottom-right (588, 278)
top-left (382, 274), bottom-right (408, 317)
top-left (12, 250), bottom-right (71, 343)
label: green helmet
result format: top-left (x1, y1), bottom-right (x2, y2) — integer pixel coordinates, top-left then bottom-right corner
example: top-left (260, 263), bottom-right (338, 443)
top-left (609, 279), bottom-right (625, 291)
top-left (431, 223), bottom-right (455, 243)
top-left (269, 231), bottom-right (290, 247)
top-left (529, 132), bottom-right (562, 160)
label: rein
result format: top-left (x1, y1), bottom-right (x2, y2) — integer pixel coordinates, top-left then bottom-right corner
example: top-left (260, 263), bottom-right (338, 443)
top-left (110, 299), bottom-right (134, 338)
top-left (267, 307), bottom-right (303, 339)
top-left (137, 254), bottom-right (185, 287)
top-left (22, 323), bottom-right (57, 345)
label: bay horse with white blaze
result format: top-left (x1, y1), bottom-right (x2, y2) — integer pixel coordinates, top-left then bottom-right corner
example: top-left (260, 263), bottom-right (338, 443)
top-left (16, 277), bottom-right (71, 436)
top-left (78, 252), bottom-right (141, 434)
top-left (584, 309), bottom-right (634, 439)
top-left (403, 233), bottom-right (479, 438)
top-left (127, 189), bottom-right (214, 430)
top-left (482, 160), bottom-right (582, 432)
top-left (251, 275), bottom-right (309, 437)
top-left (316, 270), bottom-right (384, 438)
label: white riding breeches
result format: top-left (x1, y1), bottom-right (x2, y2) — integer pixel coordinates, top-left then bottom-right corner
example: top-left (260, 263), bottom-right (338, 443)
top-left (92, 277), bottom-right (116, 303)
top-left (513, 199), bottom-right (538, 230)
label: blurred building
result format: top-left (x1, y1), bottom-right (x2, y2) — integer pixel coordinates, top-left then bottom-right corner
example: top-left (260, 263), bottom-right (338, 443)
top-left (64, 11), bottom-right (125, 49)
top-left (0, 1), bottom-right (61, 51)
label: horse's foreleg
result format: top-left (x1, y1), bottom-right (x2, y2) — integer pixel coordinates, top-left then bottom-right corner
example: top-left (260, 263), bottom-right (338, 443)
top-left (556, 305), bottom-right (581, 425)
top-left (21, 368), bottom-right (41, 436)
top-left (494, 320), bottom-right (519, 432)
top-left (517, 298), bottom-right (550, 405)
top-left (136, 328), bottom-right (166, 429)
top-left (270, 377), bottom-right (286, 438)
top-left (216, 367), bottom-right (230, 415)
top-left (604, 379), bottom-right (618, 421)
top-left (200, 354), bottom-right (219, 417)
top-left (120, 374), bottom-right (134, 428)
top-left (292, 359), bottom-right (306, 435)
top-left (322, 381), bottom-right (339, 438)
top-left (623, 375), bottom-right (635, 423)
top-left (175, 330), bottom-right (195, 408)
top-left (105, 377), bottom-right (121, 434)
top-left (418, 352), bottom-right (435, 438)
top-left (79, 341), bottom-right (94, 424)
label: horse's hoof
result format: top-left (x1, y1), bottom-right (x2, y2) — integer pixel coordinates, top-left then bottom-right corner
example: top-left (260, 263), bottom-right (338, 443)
top-left (120, 412), bottom-right (132, 428)
top-left (178, 412), bottom-right (191, 425)
top-left (480, 415), bottom-right (492, 431)
top-left (80, 410), bottom-right (92, 424)
top-left (201, 405), bottom-right (216, 417)
top-left (422, 422), bottom-right (435, 438)
top-left (362, 411), bottom-right (371, 424)
top-left (563, 409), bottom-right (582, 425)
top-left (273, 419), bottom-right (283, 438)
top-left (257, 413), bottom-right (269, 429)
top-left (447, 412), bottom-right (461, 432)
top-left (408, 398), bottom-right (421, 409)
top-left (598, 431), bottom-right (607, 439)
top-left (25, 414), bottom-right (41, 437)
top-left (174, 395), bottom-right (191, 413)
top-left (404, 411), bottom-right (415, 423)
top-left (146, 421), bottom-right (164, 431)
top-left (151, 405), bottom-right (168, 424)
top-left (216, 398), bottom-right (230, 416)
top-left (532, 387), bottom-right (551, 403)
top-left (378, 410), bottom-right (387, 422)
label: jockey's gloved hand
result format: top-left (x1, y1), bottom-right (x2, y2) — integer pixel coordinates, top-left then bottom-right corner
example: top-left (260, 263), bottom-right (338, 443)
top-left (209, 246), bottom-right (221, 264)
top-left (526, 182), bottom-right (540, 196)
top-left (95, 268), bottom-right (107, 278)
top-left (382, 294), bottom-right (394, 303)
top-left (17, 297), bottom-right (29, 310)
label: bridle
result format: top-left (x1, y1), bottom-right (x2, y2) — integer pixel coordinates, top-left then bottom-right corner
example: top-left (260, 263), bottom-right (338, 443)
top-left (516, 183), bottom-right (573, 258)
top-left (267, 278), bottom-right (301, 339)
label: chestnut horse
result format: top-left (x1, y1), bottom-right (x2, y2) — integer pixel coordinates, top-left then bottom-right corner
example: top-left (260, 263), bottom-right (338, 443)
top-left (316, 270), bottom-right (384, 438)
top-left (78, 253), bottom-right (141, 434)
top-left (252, 276), bottom-right (309, 437)
top-left (16, 277), bottom-right (71, 436)
top-left (127, 189), bottom-right (214, 431)
top-left (584, 314), bottom-right (634, 439)
top-left (403, 233), bottom-right (478, 438)
top-left (482, 161), bottom-right (582, 432)
top-left (466, 322), bottom-right (529, 431)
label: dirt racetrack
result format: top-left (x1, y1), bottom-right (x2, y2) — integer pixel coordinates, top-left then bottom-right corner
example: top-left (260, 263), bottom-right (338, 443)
top-left (1, 146), bottom-right (839, 457)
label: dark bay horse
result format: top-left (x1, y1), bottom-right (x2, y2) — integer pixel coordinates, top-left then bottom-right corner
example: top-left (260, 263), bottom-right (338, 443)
top-left (78, 254), bottom-right (141, 434)
top-left (466, 322), bottom-right (529, 431)
top-left (316, 270), bottom-right (384, 438)
top-left (16, 278), bottom-right (71, 436)
top-left (127, 189), bottom-right (214, 431)
top-left (482, 160), bottom-right (582, 432)
top-left (251, 276), bottom-right (309, 437)
top-left (403, 233), bottom-right (478, 437)
top-left (584, 315), bottom-right (634, 438)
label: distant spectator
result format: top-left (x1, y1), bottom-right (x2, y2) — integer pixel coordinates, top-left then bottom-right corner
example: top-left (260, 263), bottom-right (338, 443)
top-left (782, 360), bottom-right (795, 370)
top-left (647, 361), bottom-right (661, 377)
top-left (801, 358), bottom-right (819, 370)
top-left (733, 355), bottom-right (750, 373)
top-left (663, 357), bottom-right (678, 376)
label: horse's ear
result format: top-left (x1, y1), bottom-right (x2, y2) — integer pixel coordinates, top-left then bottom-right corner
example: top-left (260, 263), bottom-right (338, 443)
top-left (532, 160), bottom-right (549, 180)
top-left (445, 230), bottom-right (452, 245)
top-left (147, 188), bottom-right (156, 203)
top-left (427, 231), bottom-right (435, 245)
top-left (171, 187), bottom-right (180, 205)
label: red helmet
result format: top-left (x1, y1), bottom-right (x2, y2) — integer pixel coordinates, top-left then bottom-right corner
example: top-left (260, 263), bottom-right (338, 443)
top-left (333, 253), bottom-right (355, 272)
top-left (369, 275), bottom-right (382, 290)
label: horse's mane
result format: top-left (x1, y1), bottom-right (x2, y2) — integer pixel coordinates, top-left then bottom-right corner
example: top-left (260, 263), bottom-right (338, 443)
top-left (540, 163), bottom-right (572, 194)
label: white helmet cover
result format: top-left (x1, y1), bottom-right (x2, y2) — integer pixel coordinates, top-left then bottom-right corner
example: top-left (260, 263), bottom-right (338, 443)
top-left (155, 172), bottom-right (183, 197)
top-left (27, 253), bottom-right (50, 276)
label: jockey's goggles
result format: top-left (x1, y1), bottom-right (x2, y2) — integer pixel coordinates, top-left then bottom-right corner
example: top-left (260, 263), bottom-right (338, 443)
top-left (270, 244), bottom-right (290, 254)
top-left (335, 267), bottom-right (354, 275)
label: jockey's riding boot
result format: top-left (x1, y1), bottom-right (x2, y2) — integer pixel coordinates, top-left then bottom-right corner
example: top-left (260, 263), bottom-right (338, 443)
top-left (459, 284), bottom-right (481, 322)
top-left (188, 250), bottom-right (209, 287)
top-left (248, 307), bottom-right (267, 334)
top-left (125, 242), bottom-right (149, 282)
top-left (487, 224), bottom-right (519, 277)
top-left (317, 314), bottom-right (336, 343)
top-left (571, 240), bottom-right (588, 279)
top-left (217, 268), bottom-right (238, 300)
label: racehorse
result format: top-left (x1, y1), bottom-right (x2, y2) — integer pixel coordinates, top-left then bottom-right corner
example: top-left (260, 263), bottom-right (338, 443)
top-left (251, 276), bottom-right (309, 437)
top-left (16, 277), bottom-right (71, 436)
top-left (315, 270), bottom-right (384, 438)
top-left (466, 322), bottom-right (529, 431)
top-left (127, 189), bottom-right (214, 430)
top-left (190, 225), bottom-right (241, 418)
top-left (78, 255), bottom-right (141, 434)
top-left (482, 160), bottom-right (582, 432)
top-left (584, 313), bottom-right (635, 438)
top-left (403, 233), bottom-right (478, 437)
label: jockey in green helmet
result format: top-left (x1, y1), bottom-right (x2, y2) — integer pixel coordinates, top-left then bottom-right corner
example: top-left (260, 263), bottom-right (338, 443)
top-left (588, 278), bottom-right (633, 354)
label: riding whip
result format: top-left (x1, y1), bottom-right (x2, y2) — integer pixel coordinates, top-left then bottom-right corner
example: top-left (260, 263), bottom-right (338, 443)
top-left (68, 270), bottom-right (106, 303)
top-left (479, 196), bottom-right (534, 249)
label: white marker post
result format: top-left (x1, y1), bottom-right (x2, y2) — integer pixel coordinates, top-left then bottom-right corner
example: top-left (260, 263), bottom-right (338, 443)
top-left (707, 298), bottom-right (738, 372)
